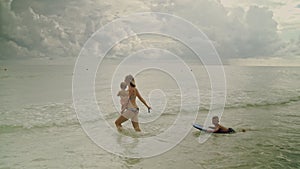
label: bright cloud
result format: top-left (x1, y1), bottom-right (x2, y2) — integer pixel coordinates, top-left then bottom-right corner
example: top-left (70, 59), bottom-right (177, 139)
top-left (0, 0), bottom-right (299, 62)
top-left (220, 0), bottom-right (300, 37)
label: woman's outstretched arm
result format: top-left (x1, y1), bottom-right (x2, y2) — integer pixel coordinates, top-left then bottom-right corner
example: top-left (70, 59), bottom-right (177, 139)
top-left (136, 89), bottom-right (151, 109)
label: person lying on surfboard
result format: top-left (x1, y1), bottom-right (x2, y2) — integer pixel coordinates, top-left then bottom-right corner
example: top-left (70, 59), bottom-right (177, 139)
top-left (207, 116), bottom-right (235, 133)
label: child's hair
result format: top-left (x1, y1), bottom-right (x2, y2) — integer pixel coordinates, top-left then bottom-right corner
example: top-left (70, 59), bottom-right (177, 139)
top-left (212, 116), bottom-right (219, 120)
top-left (120, 82), bottom-right (127, 90)
top-left (212, 116), bottom-right (219, 125)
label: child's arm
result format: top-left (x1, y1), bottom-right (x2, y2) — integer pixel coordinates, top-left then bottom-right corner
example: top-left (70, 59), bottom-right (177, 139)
top-left (117, 91), bottom-right (120, 96)
top-left (206, 126), bottom-right (219, 133)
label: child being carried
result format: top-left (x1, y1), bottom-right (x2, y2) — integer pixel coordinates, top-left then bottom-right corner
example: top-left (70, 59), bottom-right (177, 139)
top-left (117, 82), bottom-right (129, 114)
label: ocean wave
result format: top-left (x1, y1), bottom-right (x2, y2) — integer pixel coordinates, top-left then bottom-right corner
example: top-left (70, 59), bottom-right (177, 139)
top-left (227, 95), bottom-right (300, 109)
top-left (0, 103), bottom-right (79, 131)
top-left (1, 95), bottom-right (299, 132)
top-left (198, 95), bottom-right (300, 111)
top-left (0, 121), bottom-right (80, 133)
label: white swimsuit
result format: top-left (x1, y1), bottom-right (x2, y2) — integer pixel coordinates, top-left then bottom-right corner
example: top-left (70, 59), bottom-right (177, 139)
top-left (122, 97), bottom-right (139, 122)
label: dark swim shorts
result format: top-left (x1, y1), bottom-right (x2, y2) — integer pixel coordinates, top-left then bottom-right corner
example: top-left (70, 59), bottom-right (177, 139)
top-left (215, 128), bottom-right (235, 134)
top-left (228, 128), bottom-right (235, 133)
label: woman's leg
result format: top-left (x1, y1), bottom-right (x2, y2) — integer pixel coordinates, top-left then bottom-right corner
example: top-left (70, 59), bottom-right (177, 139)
top-left (115, 115), bottom-right (128, 131)
top-left (131, 121), bottom-right (141, 132)
top-left (131, 114), bottom-right (141, 132)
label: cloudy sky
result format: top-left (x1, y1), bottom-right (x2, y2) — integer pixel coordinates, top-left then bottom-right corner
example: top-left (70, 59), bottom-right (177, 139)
top-left (0, 0), bottom-right (299, 65)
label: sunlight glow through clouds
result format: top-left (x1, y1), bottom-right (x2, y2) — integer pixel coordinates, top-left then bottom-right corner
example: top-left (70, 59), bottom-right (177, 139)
top-left (229, 57), bottom-right (300, 66)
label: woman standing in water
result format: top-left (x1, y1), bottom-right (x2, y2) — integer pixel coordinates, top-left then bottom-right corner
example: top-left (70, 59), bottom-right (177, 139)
top-left (115, 75), bottom-right (151, 132)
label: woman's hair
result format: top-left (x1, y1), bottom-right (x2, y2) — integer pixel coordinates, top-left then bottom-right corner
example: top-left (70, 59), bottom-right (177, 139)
top-left (130, 78), bottom-right (136, 87)
top-left (125, 74), bottom-right (134, 84)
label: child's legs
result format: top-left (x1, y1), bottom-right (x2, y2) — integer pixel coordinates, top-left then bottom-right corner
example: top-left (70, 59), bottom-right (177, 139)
top-left (121, 104), bottom-right (126, 113)
top-left (121, 104), bottom-right (125, 110)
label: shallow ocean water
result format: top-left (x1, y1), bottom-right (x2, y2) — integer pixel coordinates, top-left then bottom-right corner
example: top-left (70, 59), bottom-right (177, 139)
top-left (0, 62), bottom-right (299, 168)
